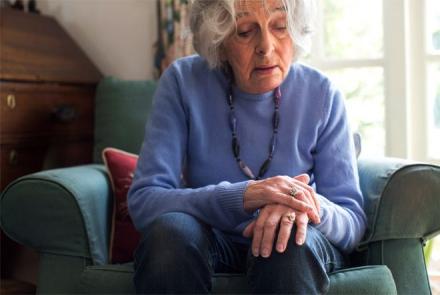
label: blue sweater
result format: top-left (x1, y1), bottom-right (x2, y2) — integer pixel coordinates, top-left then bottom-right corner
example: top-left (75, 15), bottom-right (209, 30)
top-left (128, 55), bottom-right (367, 253)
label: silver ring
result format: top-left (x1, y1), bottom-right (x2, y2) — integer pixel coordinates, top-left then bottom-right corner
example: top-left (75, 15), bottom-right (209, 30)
top-left (290, 186), bottom-right (299, 198)
top-left (285, 213), bottom-right (295, 222)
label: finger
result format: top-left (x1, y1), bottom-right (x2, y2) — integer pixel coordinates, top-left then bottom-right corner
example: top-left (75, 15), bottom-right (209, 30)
top-left (295, 213), bottom-right (309, 245)
top-left (243, 176), bottom-right (314, 213)
top-left (243, 220), bottom-right (256, 238)
top-left (276, 212), bottom-right (295, 253)
top-left (294, 173), bottom-right (310, 184)
top-left (270, 192), bottom-right (314, 213)
top-left (293, 179), bottom-right (320, 213)
top-left (260, 210), bottom-right (283, 258)
top-left (292, 175), bottom-right (320, 214)
top-left (251, 210), bottom-right (269, 257)
top-left (292, 188), bottom-right (320, 224)
top-left (306, 207), bottom-right (320, 225)
top-left (291, 180), bottom-right (321, 223)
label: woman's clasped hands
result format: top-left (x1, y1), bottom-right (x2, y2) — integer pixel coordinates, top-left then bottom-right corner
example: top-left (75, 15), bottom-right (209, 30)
top-left (243, 174), bottom-right (321, 258)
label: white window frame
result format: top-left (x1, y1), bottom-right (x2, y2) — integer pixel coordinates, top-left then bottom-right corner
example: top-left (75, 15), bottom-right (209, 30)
top-left (307, 0), bottom-right (440, 164)
top-left (408, 0), bottom-right (440, 164)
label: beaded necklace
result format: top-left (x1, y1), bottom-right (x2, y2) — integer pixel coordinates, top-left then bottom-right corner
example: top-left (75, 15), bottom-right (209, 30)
top-left (226, 86), bottom-right (281, 180)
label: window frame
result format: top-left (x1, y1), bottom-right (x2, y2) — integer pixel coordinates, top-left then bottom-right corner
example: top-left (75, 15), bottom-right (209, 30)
top-left (307, 0), bottom-right (440, 164)
top-left (408, 0), bottom-right (440, 164)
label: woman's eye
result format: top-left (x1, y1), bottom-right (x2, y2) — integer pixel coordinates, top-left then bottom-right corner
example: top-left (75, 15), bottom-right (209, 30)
top-left (238, 30), bottom-right (253, 38)
top-left (272, 17), bottom-right (288, 33)
top-left (273, 22), bottom-right (287, 31)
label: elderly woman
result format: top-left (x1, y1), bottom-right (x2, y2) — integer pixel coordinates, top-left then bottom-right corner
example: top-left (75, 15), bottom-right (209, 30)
top-left (128, 0), bottom-right (367, 293)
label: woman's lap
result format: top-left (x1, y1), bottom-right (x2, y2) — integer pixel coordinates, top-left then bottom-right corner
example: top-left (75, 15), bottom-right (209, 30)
top-left (133, 212), bottom-right (345, 294)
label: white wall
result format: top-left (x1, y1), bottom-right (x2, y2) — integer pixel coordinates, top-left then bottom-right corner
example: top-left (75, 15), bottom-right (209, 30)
top-left (38, 0), bottom-right (158, 80)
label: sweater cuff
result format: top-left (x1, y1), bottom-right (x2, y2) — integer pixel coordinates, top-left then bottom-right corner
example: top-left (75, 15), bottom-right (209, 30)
top-left (216, 181), bottom-right (254, 221)
top-left (315, 193), bottom-right (333, 229)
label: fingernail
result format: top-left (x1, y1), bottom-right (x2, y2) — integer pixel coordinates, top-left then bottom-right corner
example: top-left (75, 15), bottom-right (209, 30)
top-left (253, 248), bottom-right (259, 257)
top-left (277, 244), bottom-right (284, 252)
top-left (262, 248), bottom-right (270, 257)
top-left (297, 238), bottom-right (304, 245)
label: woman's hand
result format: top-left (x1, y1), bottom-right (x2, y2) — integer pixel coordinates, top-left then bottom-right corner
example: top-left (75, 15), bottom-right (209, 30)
top-left (244, 174), bottom-right (320, 224)
top-left (242, 204), bottom-right (309, 257)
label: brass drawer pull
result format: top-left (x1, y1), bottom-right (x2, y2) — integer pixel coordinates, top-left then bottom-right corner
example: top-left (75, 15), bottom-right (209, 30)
top-left (9, 149), bottom-right (18, 165)
top-left (6, 94), bottom-right (16, 109)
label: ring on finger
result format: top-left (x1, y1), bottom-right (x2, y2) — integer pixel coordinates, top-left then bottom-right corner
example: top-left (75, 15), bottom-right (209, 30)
top-left (285, 213), bottom-right (295, 222)
top-left (290, 186), bottom-right (300, 198)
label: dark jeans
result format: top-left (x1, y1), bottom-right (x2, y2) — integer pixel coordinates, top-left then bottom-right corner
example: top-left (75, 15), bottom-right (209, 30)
top-left (133, 212), bottom-right (345, 294)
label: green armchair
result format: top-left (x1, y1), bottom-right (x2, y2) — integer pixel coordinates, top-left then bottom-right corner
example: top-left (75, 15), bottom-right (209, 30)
top-left (1, 77), bottom-right (439, 294)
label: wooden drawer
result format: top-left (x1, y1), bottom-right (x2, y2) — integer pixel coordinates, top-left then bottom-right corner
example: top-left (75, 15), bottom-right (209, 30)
top-left (0, 140), bottom-right (93, 190)
top-left (0, 81), bottom-right (94, 143)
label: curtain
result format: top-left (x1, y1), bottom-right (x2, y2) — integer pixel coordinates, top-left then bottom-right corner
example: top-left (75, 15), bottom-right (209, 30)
top-left (154, 0), bottom-right (193, 78)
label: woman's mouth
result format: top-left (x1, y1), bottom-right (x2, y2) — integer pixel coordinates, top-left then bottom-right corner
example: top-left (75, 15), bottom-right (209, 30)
top-left (254, 65), bottom-right (277, 75)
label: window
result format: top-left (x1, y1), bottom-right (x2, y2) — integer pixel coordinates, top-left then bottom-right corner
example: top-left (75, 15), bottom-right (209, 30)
top-left (305, 0), bottom-right (385, 156)
top-left (426, 0), bottom-right (440, 159)
top-left (307, 0), bottom-right (439, 163)
top-left (304, 0), bottom-right (440, 286)
top-left (428, 63), bottom-right (440, 159)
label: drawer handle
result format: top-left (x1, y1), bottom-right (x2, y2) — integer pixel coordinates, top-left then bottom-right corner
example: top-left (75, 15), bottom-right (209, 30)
top-left (52, 105), bottom-right (77, 123)
top-left (6, 94), bottom-right (16, 109)
top-left (9, 150), bottom-right (18, 165)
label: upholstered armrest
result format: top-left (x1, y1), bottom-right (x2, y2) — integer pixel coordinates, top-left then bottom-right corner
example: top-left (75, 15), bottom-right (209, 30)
top-left (0, 165), bottom-right (112, 265)
top-left (358, 157), bottom-right (440, 245)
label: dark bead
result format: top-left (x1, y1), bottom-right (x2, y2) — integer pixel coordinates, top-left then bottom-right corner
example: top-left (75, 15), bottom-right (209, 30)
top-left (273, 111), bottom-right (280, 129)
top-left (239, 161), bottom-right (256, 179)
top-left (269, 134), bottom-right (277, 154)
top-left (232, 137), bottom-right (240, 157)
top-left (274, 87), bottom-right (281, 106)
top-left (258, 158), bottom-right (272, 177)
top-left (229, 113), bottom-right (237, 132)
top-left (275, 87), bottom-right (281, 99)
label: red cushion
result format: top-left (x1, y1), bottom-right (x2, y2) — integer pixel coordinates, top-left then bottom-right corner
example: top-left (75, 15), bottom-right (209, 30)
top-left (102, 147), bottom-right (140, 263)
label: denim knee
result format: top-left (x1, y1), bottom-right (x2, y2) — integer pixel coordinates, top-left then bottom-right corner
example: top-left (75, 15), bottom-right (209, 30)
top-left (284, 225), bottom-right (328, 262)
top-left (133, 212), bottom-right (213, 293)
top-left (247, 225), bottom-right (337, 294)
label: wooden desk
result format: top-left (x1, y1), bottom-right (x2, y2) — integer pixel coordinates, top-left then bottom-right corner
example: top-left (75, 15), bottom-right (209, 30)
top-left (0, 8), bottom-right (102, 291)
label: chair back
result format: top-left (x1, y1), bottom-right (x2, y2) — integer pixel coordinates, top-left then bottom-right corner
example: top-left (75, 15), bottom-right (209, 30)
top-left (93, 77), bottom-right (156, 163)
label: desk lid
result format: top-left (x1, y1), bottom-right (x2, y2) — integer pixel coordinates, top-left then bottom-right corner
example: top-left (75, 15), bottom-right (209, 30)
top-left (0, 8), bottom-right (102, 84)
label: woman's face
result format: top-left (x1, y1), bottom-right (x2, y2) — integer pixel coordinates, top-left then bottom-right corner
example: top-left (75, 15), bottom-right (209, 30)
top-left (222, 0), bottom-right (294, 94)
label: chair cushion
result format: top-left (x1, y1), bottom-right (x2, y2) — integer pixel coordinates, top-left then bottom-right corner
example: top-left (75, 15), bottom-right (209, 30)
top-left (78, 263), bottom-right (396, 294)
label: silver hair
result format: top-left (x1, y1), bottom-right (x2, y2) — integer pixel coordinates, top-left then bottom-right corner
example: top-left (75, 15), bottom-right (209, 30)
top-left (190, 0), bottom-right (316, 69)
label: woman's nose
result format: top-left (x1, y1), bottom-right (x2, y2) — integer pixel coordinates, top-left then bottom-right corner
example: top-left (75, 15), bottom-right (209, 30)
top-left (255, 29), bottom-right (274, 56)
